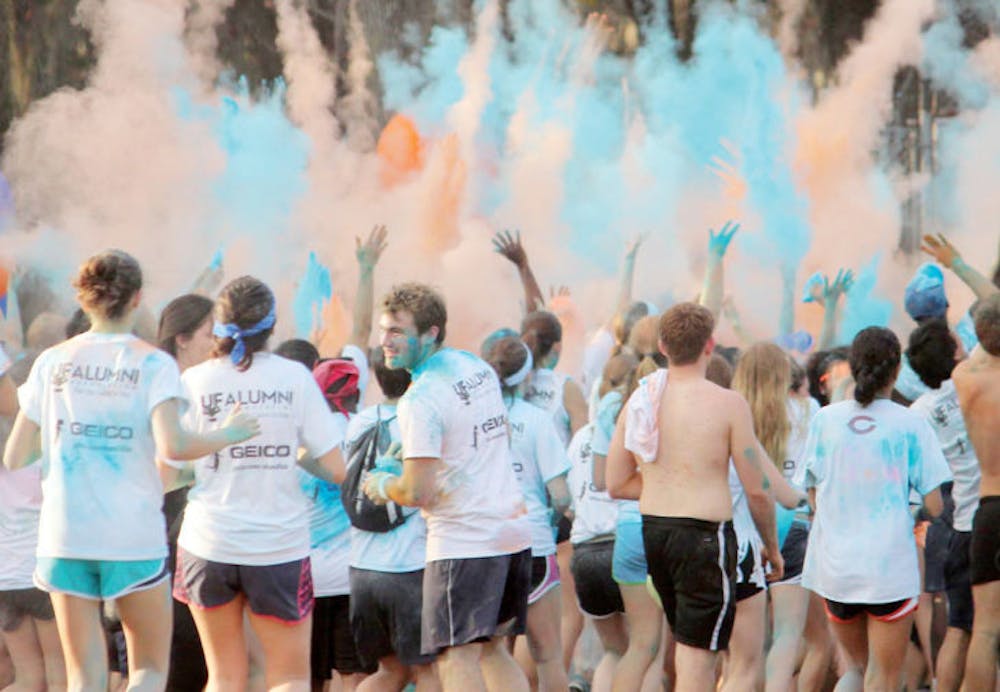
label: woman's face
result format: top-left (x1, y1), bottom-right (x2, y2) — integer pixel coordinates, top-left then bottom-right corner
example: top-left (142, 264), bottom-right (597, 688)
top-left (177, 317), bottom-right (215, 371)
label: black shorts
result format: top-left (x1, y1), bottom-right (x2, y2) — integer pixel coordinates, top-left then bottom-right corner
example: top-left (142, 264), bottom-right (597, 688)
top-left (529, 554), bottom-right (560, 605)
top-left (924, 517), bottom-right (952, 593)
top-left (570, 540), bottom-right (624, 618)
top-left (173, 548), bottom-right (314, 623)
top-left (422, 549), bottom-right (531, 655)
top-left (0, 588), bottom-right (55, 632)
top-left (734, 541), bottom-right (765, 602)
top-left (944, 530), bottom-right (973, 632)
top-left (311, 595), bottom-right (375, 679)
top-left (773, 521), bottom-right (809, 586)
top-left (970, 496), bottom-right (1000, 586)
top-left (642, 515), bottom-right (736, 652)
top-left (349, 568), bottom-right (435, 668)
top-left (824, 597), bottom-right (918, 624)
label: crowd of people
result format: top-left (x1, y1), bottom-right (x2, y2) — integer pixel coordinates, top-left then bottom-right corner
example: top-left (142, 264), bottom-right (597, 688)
top-left (0, 223), bottom-right (997, 692)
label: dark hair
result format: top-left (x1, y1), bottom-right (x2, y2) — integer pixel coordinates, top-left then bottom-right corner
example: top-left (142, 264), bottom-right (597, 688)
top-left (381, 283), bottom-right (447, 344)
top-left (371, 346), bottom-right (411, 399)
top-left (850, 327), bottom-right (901, 406)
top-left (658, 302), bottom-right (714, 366)
top-left (520, 311), bottom-right (562, 365)
top-left (66, 308), bottom-right (91, 338)
top-left (73, 249), bottom-right (142, 321)
top-left (973, 293), bottom-right (1000, 356)
top-left (485, 336), bottom-right (530, 390)
top-left (789, 358), bottom-right (806, 394)
top-left (806, 347), bottom-right (848, 406)
top-left (274, 339), bottom-right (320, 371)
top-left (212, 276), bottom-right (275, 372)
top-left (906, 319), bottom-right (956, 389)
top-left (158, 294), bottom-right (214, 358)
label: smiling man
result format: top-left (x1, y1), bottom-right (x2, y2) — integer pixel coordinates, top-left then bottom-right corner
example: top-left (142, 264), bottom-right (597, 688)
top-left (363, 282), bottom-right (532, 692)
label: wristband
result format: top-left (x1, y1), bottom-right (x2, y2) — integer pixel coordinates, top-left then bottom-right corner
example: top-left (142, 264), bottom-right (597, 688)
top-left (376, 472), bottom-right (392, 502)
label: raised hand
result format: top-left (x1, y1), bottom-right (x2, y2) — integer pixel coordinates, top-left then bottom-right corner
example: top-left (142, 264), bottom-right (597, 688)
top-left (624, 234), bottom-right (645, 262)
top-left (708, 221), bottom-right (739, 260)
top-left (492, 229), bottom-right (529, 269)
top-left (356, 224), bottom-right (388, 272)
top-left (221, 403), bottom-right (261, 444)
top-left (823, 268), bottom-right (855, 302)
top-left (920, 233), bottom-right (960, 268)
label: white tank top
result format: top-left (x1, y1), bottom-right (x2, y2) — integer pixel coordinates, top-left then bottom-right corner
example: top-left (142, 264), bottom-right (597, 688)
top-left (524, 368), bottom-right (572, 447)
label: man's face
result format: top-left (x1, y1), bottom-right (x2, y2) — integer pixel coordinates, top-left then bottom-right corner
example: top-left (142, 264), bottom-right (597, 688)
top-left (379, 310), bottom-right (433, 371)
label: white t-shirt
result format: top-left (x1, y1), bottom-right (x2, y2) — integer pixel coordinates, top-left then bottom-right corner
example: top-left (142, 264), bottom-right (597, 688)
top-left (783, 396), bottom-right (820, 488)
top-left (0, 465), bottom-right (42, 589)
top-left (19, 332), bottom-right (185, 560)
top-left (340, 343), bottom-right (370, 404)
top-left (347, 405), bottom-right (427, 573)
top-left (909, 380), bottom-right (981, 532)
top-left (507, 397), bottom-right (571, 557)
top-left (580, 328), bottom-right (615, 402)
top-left (177, 353), bottom-right (344, 565)
top-left (398, 348), bottom-right (530, 561)
top-left (299, 410), bottom-right (352, 597)
top-left (728, 461), bottom-right (765, 589)
top-left (567, 424), bottom-right (618, 544)
top-left (523, 369), bottom-right (573, 447)
top-left (795, 399), bottom-right (952, 603)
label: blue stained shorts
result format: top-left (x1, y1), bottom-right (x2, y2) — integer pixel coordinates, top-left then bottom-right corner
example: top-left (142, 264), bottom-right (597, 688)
top-left (35, 557), bottom-right (168, 601)
top-left (612, 518), bottom-right (648, 585)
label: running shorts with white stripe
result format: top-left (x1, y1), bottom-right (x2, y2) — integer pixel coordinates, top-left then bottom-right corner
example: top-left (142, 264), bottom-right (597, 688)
top-left (641, 515), bottom-right (737, 651)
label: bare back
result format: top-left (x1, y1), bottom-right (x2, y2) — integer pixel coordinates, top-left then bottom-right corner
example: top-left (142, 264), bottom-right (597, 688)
top-left (953, 351), bottom-right (1000, 497)
top-left (639, 377), bottom-right (738, 521)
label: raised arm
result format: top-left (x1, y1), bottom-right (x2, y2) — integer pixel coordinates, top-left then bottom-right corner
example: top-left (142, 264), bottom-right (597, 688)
top-left (779, 264), bottom-right (796, 338)
top-left (493, 229), bottom-right (545, 314)
top-left (699, 221), bottom-right (739, 322)
top-left (151, 400), bottom-right (260, 461)
top-left (814, 268), bottom-right (854, 351)
top-left (721, 296), bottom-right (756, 347)
top-left (921, 233), bottom-right (999, 301)
top-left (349, 224), bottom-right (388, 349)
top-left (190, 248), bottom-right (225, 297)
top-left (606, 236), bottom-right (644, 329)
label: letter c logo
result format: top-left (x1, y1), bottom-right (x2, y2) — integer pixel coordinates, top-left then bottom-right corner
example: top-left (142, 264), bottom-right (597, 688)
top-left (848, 415), bottom-right (876, 435)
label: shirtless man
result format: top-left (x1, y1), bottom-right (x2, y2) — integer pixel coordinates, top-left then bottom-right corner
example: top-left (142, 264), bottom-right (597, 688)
top-left (606, 302), bottom-right (782, 690)
top-left (952, 293), bottom-right (1000, 691)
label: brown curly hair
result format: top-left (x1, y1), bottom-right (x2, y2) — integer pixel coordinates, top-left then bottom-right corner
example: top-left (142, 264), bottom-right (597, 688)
top-left (73, 250), bottom-right (142, 321)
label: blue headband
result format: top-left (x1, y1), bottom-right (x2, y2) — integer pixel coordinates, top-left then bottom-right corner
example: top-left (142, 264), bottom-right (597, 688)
top-left (213, 304), bottom-right (276, 364)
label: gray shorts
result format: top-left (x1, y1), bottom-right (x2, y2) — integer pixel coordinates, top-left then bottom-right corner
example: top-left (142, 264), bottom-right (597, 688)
top-left (421, 549), bottom-right (531, 655)
top-left (350, 568), bottom-right (435, 668)
top-left (0, 588), bottom-right (54, 632)
top-left (173, 548), bottom-right (314, 623)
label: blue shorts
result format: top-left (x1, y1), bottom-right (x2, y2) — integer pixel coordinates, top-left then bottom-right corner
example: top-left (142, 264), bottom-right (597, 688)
top-left (35, 557), bottom-right (168, 601)
top-left (613, 519), bottom-right (648, 585)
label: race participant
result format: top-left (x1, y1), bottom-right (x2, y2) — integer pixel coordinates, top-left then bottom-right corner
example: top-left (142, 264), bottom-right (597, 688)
top-left (170, 276), bottom-right (346, 692)
top-left (363, 283), bottom-right (532, 692)
top-left (485, 336), bottom-right (573, 692)
top-left (907, 319), bottom-right (981, 692)
top-left (795, 327), bottom-right (951, 692)
top-left (521, 310), bottom-right (588, 447)
top-left (3, 250), bottom-right (259, 692)
top-left (347, 349), bottom-right (439, 692)
top-left (604, 303), bottom-right (782, 691)
top-left (951, 293), bottom-right (1000, 691)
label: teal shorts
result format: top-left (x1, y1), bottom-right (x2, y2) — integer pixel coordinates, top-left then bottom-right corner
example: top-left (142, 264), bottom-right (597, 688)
top-left (35, 557), bottom-right (168, 601)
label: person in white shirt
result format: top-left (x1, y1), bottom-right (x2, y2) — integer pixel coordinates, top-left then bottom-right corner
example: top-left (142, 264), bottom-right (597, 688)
top-left (3, 250), bottom-right (259, 692)
top-left (795, 326), bottom-right (952, 692)
top-left (485, 336), bottom-right (573, 692)
top-left (906, 319), bottom-right (981, 692)
top-left (170, 276), bottom-right (345, 692)
top-left (363, 282), bottom-right (532, 692)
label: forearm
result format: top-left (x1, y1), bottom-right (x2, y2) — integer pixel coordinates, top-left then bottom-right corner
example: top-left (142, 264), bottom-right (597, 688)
top-left (615, 256), bottom-right (637, 318)
top-left (818, 301), bottom-right (839, 350)
top-left (519, 264), bottom-right (545, 314)
top-left (349, 266), bottom-right (375, 347)
top-left (950, 258), bottom-right (999, 301)
top-left (608, 471), bottom-right (642, 500)
top-left (297, 455), bottom-right (338, 484)
top-left (779, 267), bottom-right (795, 337)
top-left (383, 473), bottom-right (434, 507)
top-left (166, 428), bottom-right (239, 461)
top-left (761, 461), bottom-right (805, 509)
top-left (700, 258), bottom-right (724, 322)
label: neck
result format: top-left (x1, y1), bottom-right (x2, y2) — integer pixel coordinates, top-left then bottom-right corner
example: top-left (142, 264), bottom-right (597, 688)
top-left (411, 342), bottom-right (441, 373)
top-left (667, 360), bottom-right (707, 380)
top-left (87, 315), bottom-right (135, 334)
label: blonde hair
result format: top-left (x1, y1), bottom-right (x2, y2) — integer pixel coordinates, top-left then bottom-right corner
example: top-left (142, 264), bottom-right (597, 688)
top-left (732, 343), bottom-right (791, 469)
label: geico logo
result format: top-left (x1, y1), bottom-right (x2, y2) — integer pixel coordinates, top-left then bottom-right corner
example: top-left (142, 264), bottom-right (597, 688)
top-left (62, 422), bottom-right (134, 439)
top-left (230, 445), bottom-right (292, 459)
top-left (480, 415), bottom-right (507, 433)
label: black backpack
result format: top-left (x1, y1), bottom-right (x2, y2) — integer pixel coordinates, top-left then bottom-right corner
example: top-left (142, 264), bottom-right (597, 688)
top-left (340, 407), bottom-right (410, 532)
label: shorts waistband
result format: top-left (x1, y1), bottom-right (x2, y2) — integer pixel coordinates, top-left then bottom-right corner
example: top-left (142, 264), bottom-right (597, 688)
top-left (641, 515), bottom-right (733, 533)
top-left (979, 495), bottom-right (1000, 507)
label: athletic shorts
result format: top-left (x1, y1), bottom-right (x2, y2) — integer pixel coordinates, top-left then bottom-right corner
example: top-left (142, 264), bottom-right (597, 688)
top-left (349, 568), bottom-right (435, 668)
top-left (734, 540), bottom-right (766, 602)
top-left (0, 588), bottom-right (55, 632)
top-left (529, 554), bottom-right (561, 605)
top-left (35, 557), bottom-right (168, 601)
top-left (612, 519), bottom-right (648, 585)
top-left (970, 496), bottom-right (1000, 586)
top-left (944, 530), bottom-right (973, 632)
top-left (570, 540), bottom-right (624, 618)
top-left (924, 517), bottom-right (952, 593)
top-left (824, 597), bottom-right (918, 624)
top-left (422, 549), bottom-right (531, 655)
top-left (173, 548), bottom-right (313, 623)
top-left (772, 521), bottom-right (809, 587)
top-left (311, 595), bottom-right (375, 679)
top-left (642, 515), bottom-right (736, 652)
